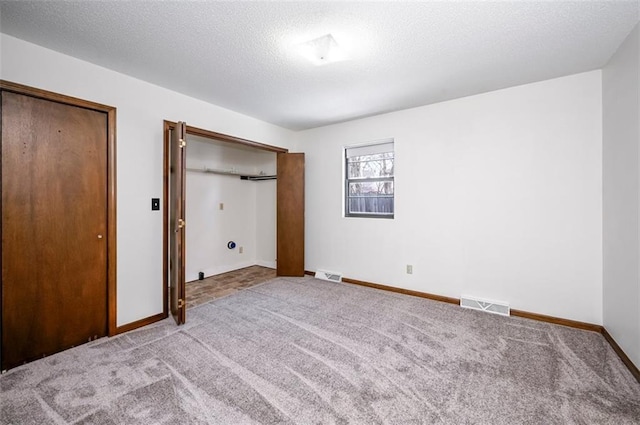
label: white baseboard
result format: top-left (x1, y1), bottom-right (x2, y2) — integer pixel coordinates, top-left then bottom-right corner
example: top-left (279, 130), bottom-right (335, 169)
top-left (255, 260), bottom-right (276, 269)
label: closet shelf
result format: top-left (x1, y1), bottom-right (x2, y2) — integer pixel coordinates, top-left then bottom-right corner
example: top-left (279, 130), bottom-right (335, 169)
top-left (186, 167), bottom-right (276, 181)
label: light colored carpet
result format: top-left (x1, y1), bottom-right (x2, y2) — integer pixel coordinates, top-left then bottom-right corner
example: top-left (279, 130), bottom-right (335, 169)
top-left (1, 276), bottom-right (639, 424)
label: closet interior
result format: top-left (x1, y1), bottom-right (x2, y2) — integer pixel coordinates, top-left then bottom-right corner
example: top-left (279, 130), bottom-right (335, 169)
top-left (184, 134), bottom-right (277, 303)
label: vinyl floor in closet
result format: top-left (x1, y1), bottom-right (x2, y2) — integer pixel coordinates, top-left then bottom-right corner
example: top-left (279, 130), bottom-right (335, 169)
top-left (185, 265), bottom-right (277, 308)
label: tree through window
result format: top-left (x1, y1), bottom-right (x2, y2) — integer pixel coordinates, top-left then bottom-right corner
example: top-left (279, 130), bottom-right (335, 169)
top-left (345, 140), bottom-right (394, 218)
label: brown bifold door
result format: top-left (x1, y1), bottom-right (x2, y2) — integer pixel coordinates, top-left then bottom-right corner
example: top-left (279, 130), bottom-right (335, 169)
top-left (169, 121), bottom-right (186, 325)
top-left (1, 91), bottom-right (108, 370)
top-left (276, 153), bottom-right (305, 276)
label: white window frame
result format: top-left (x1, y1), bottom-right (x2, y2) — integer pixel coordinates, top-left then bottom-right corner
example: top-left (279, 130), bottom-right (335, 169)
top-left (344, 139), bottom-right (395, 219)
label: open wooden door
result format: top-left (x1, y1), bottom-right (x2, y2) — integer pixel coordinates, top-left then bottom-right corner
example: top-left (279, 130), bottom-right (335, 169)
top-left (169, 121), bottom-right (186, 324)
top-left (277, 153), bottom-right (305, 276)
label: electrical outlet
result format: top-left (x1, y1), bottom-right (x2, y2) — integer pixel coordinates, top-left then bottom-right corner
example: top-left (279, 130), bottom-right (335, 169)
top-left (239, 246), bottom-right (244, 254)
top-left (406, 264), bottom-right (413, 274)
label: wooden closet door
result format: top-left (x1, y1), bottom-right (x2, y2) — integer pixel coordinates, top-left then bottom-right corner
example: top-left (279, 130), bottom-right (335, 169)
top-left (276, 152), bottom-right (305, 276)
top-left (169, 122), bottom-right (186, 325)
top-left (1, 91), bottom-right (108, 370)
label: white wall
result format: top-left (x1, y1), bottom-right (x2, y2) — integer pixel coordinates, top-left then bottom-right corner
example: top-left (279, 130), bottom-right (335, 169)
top-left (297, 71), bottom-right (603, 324)
top-left (185, 137), bottom-right (276, 282)
top-left (0, 34), bottom-right (294, 326)
top-left (603, 23), bottom-right (640, 368)
top-left (255, 179), bottom-right (277, 269)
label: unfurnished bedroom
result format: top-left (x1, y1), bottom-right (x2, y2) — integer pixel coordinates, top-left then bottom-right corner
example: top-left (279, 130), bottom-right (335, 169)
top-left (1, 1), bottom-right (639, 424)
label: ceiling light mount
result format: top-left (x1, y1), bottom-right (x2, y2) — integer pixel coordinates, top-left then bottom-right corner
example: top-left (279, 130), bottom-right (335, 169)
top-left (298, 33), bottom-right (347, 66)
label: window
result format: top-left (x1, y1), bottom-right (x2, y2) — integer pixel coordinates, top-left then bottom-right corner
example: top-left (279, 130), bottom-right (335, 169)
top-left (345, 140), bottom-right (394, 218)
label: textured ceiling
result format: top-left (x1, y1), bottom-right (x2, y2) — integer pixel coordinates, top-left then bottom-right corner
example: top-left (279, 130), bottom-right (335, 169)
top-left (1, 1), bottom-right (638, 130)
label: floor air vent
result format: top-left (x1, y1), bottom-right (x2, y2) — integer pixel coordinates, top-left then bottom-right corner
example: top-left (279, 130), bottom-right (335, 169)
top-left (315, 269), bottom-right (343, 283)
top-left (460, 295), bottom-right (510, 317)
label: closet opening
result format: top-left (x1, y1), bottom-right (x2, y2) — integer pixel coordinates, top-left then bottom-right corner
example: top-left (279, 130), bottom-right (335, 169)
top-left (184, 134), bottom-right (278, 307)
top-left (163, 121), bottom-right (304, 325)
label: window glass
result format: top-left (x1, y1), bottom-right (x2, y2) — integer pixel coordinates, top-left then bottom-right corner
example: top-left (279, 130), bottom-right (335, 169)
top-left (345, 141), bottom-right (394, 218)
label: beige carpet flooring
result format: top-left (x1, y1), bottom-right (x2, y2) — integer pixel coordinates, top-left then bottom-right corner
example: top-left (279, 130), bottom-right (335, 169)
top-left (2, 276), bottom-right (639, 424)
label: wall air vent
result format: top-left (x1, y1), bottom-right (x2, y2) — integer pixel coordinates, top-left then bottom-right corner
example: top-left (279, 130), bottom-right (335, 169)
top-left (315, 269), bottom-right (343, 283)
top-left (460, 295), bottom-right (510, 317)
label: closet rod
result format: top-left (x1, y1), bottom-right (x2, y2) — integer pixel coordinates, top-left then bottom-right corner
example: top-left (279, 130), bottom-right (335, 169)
top-left (240, 175), bottom-right (277, 181)
top-left (186, 167), bottom-right (276, 181)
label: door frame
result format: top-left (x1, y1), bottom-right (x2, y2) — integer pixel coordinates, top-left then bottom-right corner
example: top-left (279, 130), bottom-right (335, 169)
top-left (162, 121), bottom-right (288, 319)
top-left (0, 80), bottom-right (118, 336)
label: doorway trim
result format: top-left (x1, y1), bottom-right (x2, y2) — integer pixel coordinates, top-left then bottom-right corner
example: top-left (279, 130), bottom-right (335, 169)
top-left (0, 80), bottom-right (118, 336)
top-left (162, 120), bottom-right (288, 319)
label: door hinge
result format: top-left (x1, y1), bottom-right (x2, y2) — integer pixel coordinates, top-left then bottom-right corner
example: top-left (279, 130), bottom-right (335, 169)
top-left (179, 139), bottom-right (186, 148)
top-left (178, 218), bottom-right (185, 229)
top-left (177, 299), bottom-right (185, 309)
